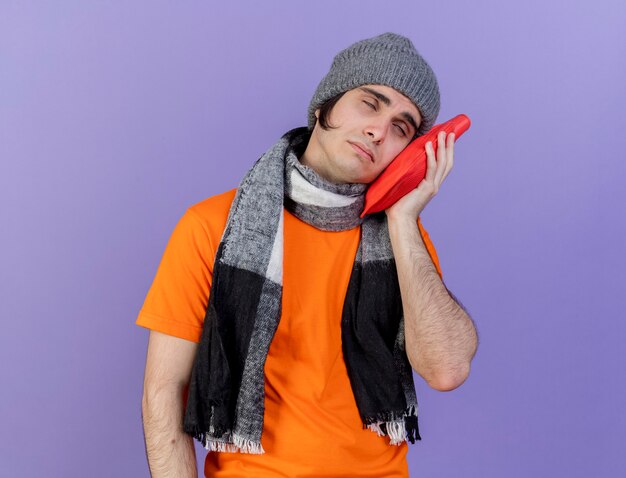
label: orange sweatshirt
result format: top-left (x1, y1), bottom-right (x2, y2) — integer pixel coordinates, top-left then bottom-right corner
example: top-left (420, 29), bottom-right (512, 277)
top-left (137, 188), bottom-right (443, 477)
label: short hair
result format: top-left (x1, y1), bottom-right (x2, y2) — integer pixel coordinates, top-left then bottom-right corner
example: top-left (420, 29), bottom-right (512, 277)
top-left (315, 91), bottom-right (346, 130)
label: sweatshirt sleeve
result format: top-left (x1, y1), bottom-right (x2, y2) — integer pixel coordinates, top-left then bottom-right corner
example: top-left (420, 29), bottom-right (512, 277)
top-left (417, 217), bottom-right (443, 280)
top-left (135, 209), bottom-right (215, 343)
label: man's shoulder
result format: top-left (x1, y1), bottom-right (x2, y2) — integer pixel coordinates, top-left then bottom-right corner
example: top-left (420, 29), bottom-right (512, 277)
top-left (188, 188), bottom-right (237, 220)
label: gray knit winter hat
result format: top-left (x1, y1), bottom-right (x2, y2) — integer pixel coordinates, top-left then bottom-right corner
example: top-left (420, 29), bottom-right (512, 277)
top-left (308, 32), bottom-right (440, 137)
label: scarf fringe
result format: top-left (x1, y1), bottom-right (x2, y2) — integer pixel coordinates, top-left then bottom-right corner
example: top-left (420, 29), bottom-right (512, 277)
top-left (364, 405), bottom-right (421, 445)
top-left (189, 428), bottom-right (265, 454)
top-left (232, 434), bottom-right (265, 454)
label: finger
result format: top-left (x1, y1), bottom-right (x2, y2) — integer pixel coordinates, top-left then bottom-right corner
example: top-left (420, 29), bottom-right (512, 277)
top-left (443, 132), bottom-right (455, 180)
top-left (433, 131), bottom-right (448, 186)
top-left (424, 140), bottom-right (437, 182)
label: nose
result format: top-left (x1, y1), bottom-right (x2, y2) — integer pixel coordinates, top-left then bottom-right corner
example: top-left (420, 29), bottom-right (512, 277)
top-left (364, 118), bottom-right (388, 144)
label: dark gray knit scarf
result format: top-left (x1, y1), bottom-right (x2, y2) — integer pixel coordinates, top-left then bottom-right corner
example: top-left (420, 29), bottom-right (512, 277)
top-left (183, 127), bottom-right (420, 453)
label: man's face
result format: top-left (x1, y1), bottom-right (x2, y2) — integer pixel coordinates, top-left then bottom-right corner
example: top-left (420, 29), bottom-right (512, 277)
top-left (303, 84), bottom-right (422, 184)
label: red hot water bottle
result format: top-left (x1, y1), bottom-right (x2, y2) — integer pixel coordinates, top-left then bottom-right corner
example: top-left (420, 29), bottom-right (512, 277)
top-left (360, 114), bottom-right (471, 217)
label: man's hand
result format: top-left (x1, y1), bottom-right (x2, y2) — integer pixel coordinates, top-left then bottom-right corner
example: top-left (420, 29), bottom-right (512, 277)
top-left (385, 130), bottom-right (455, 221)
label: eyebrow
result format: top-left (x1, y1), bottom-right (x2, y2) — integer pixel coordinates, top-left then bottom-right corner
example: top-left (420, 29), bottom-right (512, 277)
top-left (359, 86), bottom-right (420, 136)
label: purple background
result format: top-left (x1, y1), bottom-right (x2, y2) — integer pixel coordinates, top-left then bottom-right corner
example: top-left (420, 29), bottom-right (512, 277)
top-left (1, 1), bottom-right (625, 477)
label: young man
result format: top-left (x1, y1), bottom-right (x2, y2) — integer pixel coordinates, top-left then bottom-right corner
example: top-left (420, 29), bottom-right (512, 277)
top-left (137, 32), bottom-right (478, 477)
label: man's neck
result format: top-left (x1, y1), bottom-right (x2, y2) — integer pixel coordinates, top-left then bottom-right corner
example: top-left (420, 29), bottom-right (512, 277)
top-left (299, 133), bottom-right (345, 185)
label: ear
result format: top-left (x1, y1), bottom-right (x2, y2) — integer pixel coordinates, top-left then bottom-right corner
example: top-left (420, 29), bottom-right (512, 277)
top-left (314, 108), bottom-right (320, 119)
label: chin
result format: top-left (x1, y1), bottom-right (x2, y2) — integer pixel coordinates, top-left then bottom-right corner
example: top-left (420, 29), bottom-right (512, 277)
top-left (343, 173), bottom-right (374, 185)
top-left (338, 164), bottom-right (376, 184)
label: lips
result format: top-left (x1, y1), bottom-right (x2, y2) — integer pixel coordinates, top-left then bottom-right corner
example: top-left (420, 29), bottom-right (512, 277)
top-left (349, 141), bottom-right (374, 163)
